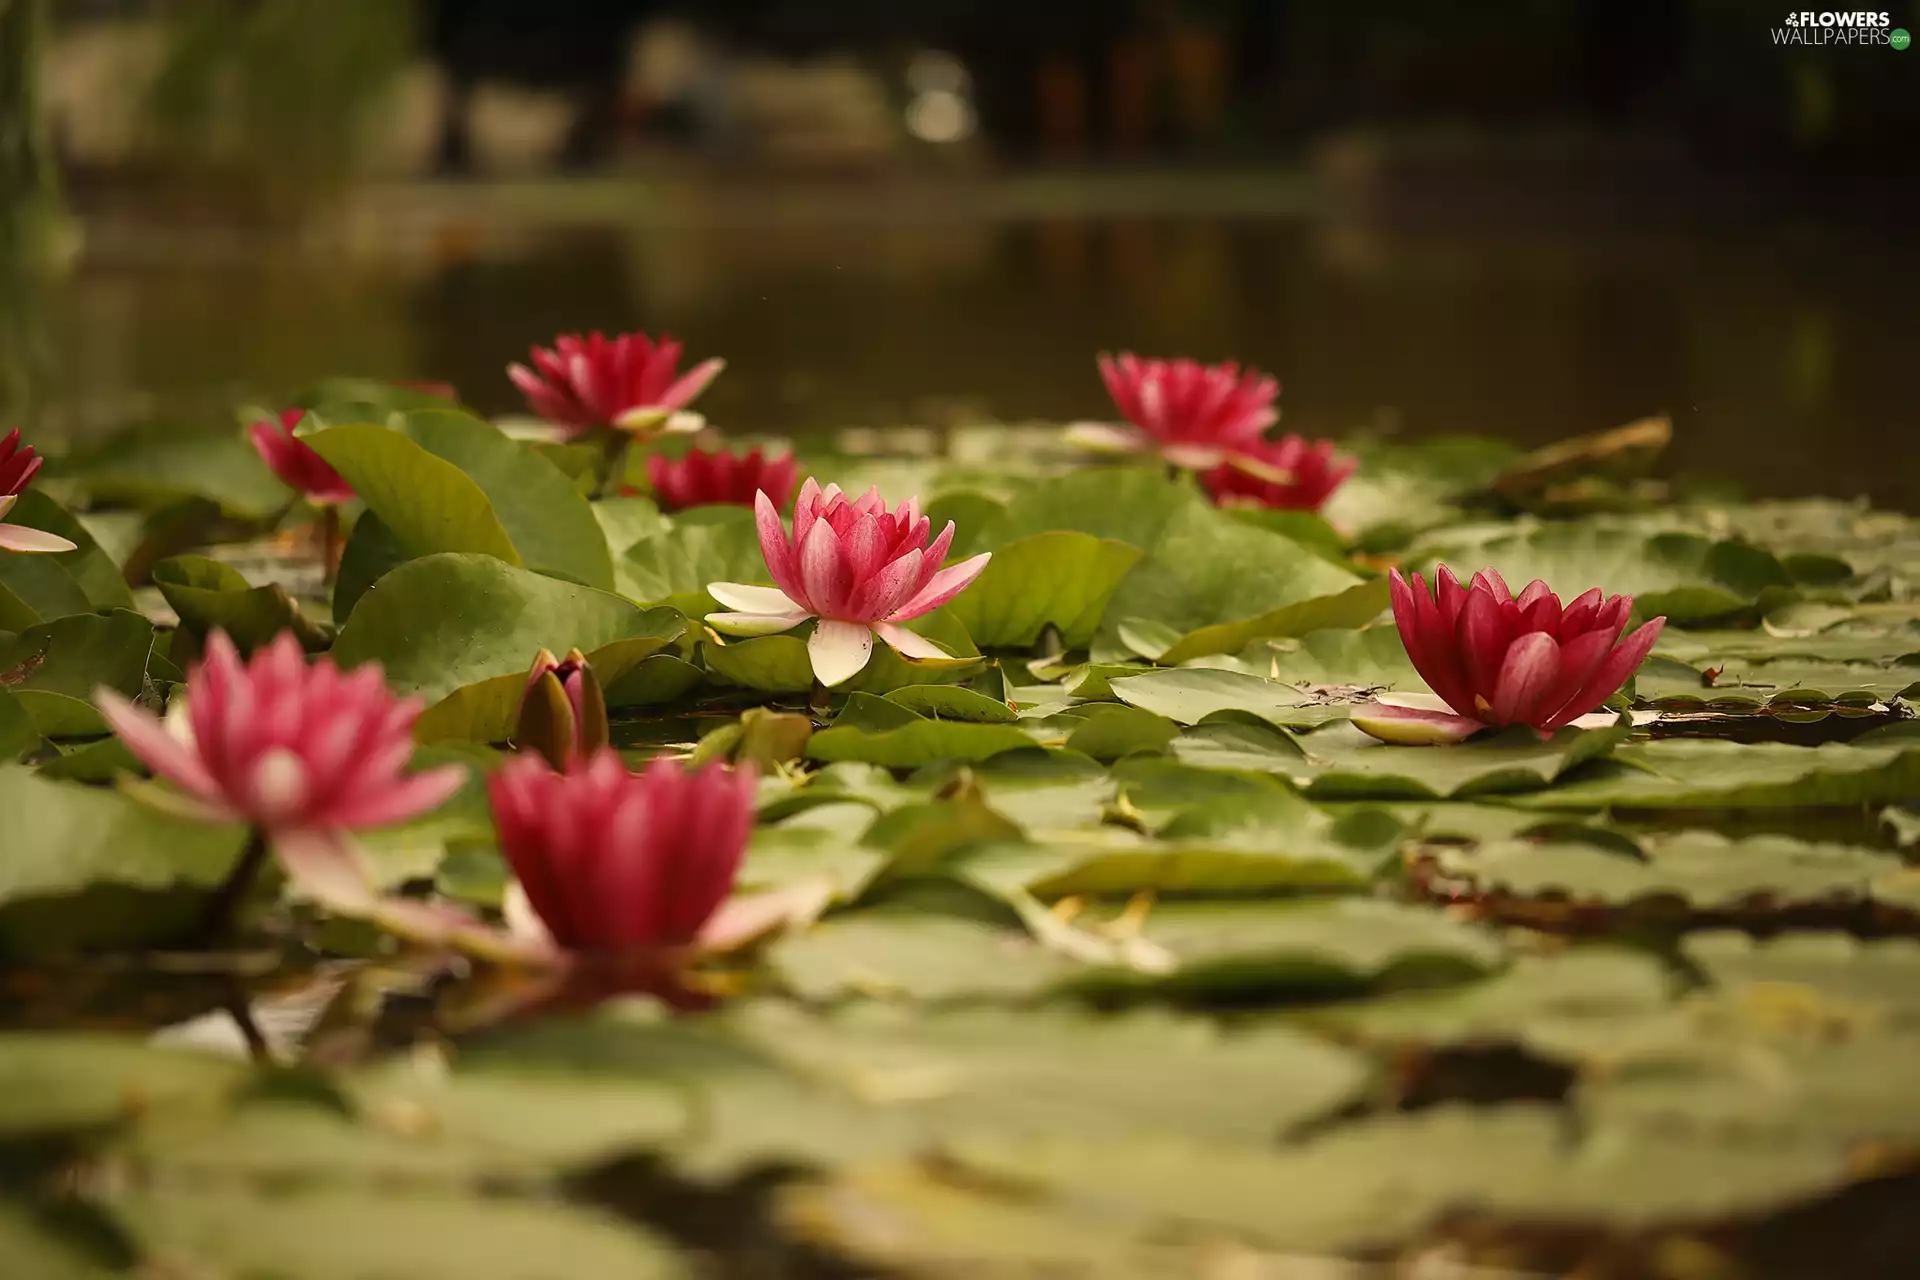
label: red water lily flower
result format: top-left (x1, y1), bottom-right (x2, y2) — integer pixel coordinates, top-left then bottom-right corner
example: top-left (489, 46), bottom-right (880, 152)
top-left (705, 479), bottom-right (991, 686)
top-left (508, 330), bottom-right (723, 437)
top-left (1199, 433), bottom-right (1357, 513)
top-left (248, 408), bottom-right (354, 505)
top-left (645, 445), bottom-right (798, 513)
top-left (94, 630), bottom-right (467, 899)
top-left (1355, 567), bottom-right (1666, 744)
top-left (0, 429), bottom-right (77, 554)
top-left (490, 751), bottom-right (753, 956)
top-left (1068, 353), bottom-right (1280, 469)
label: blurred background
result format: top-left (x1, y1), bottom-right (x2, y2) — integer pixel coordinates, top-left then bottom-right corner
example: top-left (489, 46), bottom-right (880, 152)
top-left (8, 0), bottom-right (1917, 505)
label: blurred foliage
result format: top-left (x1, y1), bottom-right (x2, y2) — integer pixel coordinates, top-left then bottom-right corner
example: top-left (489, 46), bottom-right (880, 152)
top-left (0, 0), bottom-right (65, 429)
top-left (144, 0), bottom-right (415, 212)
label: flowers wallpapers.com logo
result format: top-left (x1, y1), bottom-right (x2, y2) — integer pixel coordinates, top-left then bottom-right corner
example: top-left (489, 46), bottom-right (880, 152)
top-left (1772, 10), bottom-right (1908, 44)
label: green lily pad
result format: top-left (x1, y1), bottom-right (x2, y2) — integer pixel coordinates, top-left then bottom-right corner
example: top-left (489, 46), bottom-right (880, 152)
top-left (1685, 930), bottom-right (1920, 1025)
top-left (0, 1032), bottom-right (246, 1137)
top-left (58, 426), bottom-right (289, 519)
top-left (769, 909), bottom-right (1081, 1001)
top-left (1508, 729), bottom-right (1920, 810)
top-left (883, 684), bottom-right (1019, 723)
top-left (1097, 502), bottom-right (1385, 664)
top-left (984, 465), bottom-right (1197, 551)
top-left (302, 422), bottom-right (518, 565)
top-left (1635, 654), bottom-right (1920, 707)
top-left (942, 531), bottom-right (1142, 649)
top-left (152, 555), bottom-right (329, 653)
top-left (1303, 948), bottom-right (1677, 1053)
top-left (1061, 705), bottom-right (1178, 760)
top-left (965, 790), bottom-right (1399, 900)
top-left (331, 554), bottom-right (656, 705)
top-left (1110, 667), bottom-right (1353, 728)
top-left (939, 1102), bottom-right (1849, 1254)
top-left (0, 609), bottom-right (156, 737)
top-left (807, 707), bottom-right (1037, 769)
top-left (2, 489), bottom-right (136, 613)
top-left (591, 495), bottom-right (668, 556)
top-left (1175, 718), bottom-right (1629, 801)
top-left (1065, 897), bottom-right (1507, 1002)
top-left (1424, 831), bottom-right (1903, 915)
top-left (0, 766), bottom-right (248, 958)
top-left (121, 1186), bottom-right (687, 1280)
top-left (411, 616), bottom-right (690, 744)
top-left (620, 506), bottom-right (768, 611)
top-left (735, 1000), bottom-right (1371, 1147)
top-left (393, 409), bottom-right (614, 589)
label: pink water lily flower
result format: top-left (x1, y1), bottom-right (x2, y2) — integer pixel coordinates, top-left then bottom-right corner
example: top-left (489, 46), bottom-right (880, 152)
top-left (248, 408), bottom-right (354, 505)
top-left (705, 479), bottom-right (991, 686)
top-left (1355, 567), bottom-right (1666, 744)
top-left (0, 429), bottom-right (77, 554)
top-left (645, 445), bottom-right (798, 513)
top-left (1067, 353), bottom-right (1280, 469)
top-left (1200, 433), bottom-right (1357, 513)
top-left (94, 630), bottom-right (468, 901)
top-left (508, 330), bottom-right (723, 437)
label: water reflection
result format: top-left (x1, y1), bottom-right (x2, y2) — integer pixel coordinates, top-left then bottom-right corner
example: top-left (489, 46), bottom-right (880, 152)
top-left (47, 206), bottom-right (1911, 509)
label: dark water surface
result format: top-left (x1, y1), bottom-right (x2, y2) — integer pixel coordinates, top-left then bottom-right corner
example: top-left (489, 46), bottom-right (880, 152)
top-left (50, 183), bottom-right (1913, 509)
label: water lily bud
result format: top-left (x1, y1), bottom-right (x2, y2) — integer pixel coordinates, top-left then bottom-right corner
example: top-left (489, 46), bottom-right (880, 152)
top-left (515, 648), bottom-right (608, 772)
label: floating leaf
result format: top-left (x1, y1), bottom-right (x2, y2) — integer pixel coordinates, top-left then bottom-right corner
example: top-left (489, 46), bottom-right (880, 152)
top-left (1175, 718), bottom-right (1628, 801)
top-left (3, 489), bottom-right (135, 613)
top-left (1098, 503), bottom-right (1383, 664)
top-left (152, 555), bottom-right (329, 653)
top-left (1110, 667), bottom-right (1348, 728)
top-left (303, 423), bottom-right (520, 566)
top-left (391, 410), bottom-right (614, 589)
top-left (1509, 730), bottom-right (1920, 810)
top-left (621, 507), bottom-right (768, 611)
top-left (331, 554), bottom-right (656, 705)
top-left (942, 532), bottom-right (1142, 649)
top-left (806, 710), bottom-right (1036, 769)
top-left (0, 767), bottom-right (247, 957)
top-left (122, 1186), bottom-right (686, 1280)
top-left (1421, 832), bottom-right (1903, 926)
top-left (1066, 898), bottom-right (1507, 1001)
top-left (1061, 705), bottom-right (1178, 760)
top-left (769, 910), bottom-right (1078, 1001)
top-left (411, 616), bottom-right (690, 744)
top-left (0, 1032), bottom-right (245, 1137)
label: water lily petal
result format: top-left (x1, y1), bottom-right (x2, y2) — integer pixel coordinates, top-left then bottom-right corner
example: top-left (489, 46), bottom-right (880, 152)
top-left (94, 687), bottom-right (226, 805)
top-left (873, 621), bottom-right (950, 661)
top-left (0, 523), bottom-right (76, 553)
top-left (707, 582), bottom-right (802, 613)
top-left (328, 763), bottom-right (468, 829)
top-left (1352, 701), bottom-right (1487, 745)
top-left (889, 551), bottom-right (991, 620)
top-left (272, 827), bottom-right (377, 912)
top-left (706, 609), bottom-right (811, 637)
top-left (1489, 631), bottom-right (1562, 726)
top-left (1064, 421), bottom-right (1149, 455)
top-left (807, 620), bottom-right (875, 686)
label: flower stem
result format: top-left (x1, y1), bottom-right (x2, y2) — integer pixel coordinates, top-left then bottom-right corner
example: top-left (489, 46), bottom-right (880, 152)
top-left (196, 827), bottom-right (271, 946)
top-left (223, 976), bottom-right (272, 1064)
top-left (599, 430), bottom-right (633, 499)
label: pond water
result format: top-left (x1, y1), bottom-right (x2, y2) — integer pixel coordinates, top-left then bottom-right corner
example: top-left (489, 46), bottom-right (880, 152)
top-left (48, 180), bottom-right (1913, 509)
